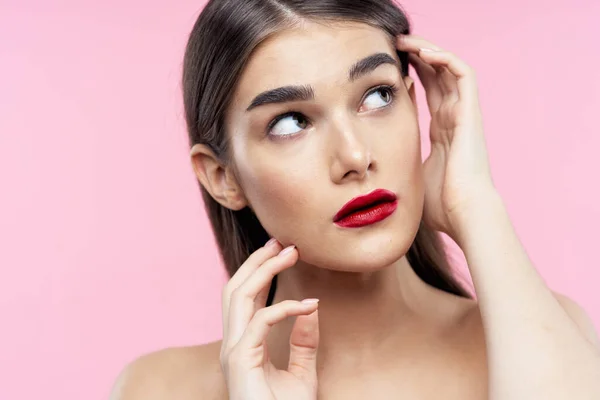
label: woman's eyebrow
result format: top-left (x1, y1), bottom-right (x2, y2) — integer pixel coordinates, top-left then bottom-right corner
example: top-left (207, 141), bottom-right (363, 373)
top-left (246, 52), bottom-right (398, 112)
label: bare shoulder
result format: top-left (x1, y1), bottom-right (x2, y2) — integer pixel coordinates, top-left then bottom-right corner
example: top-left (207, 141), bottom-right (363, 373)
top-left (553, 291), bottom-right (600, 347)
top-left (451, 290), bottom-right (599, 348)
top-left (110, 340), bottom-right (227, 400)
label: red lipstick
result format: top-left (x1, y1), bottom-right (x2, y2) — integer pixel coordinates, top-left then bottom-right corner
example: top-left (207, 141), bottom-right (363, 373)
top-left (333, 188), bottom-right (398, 228)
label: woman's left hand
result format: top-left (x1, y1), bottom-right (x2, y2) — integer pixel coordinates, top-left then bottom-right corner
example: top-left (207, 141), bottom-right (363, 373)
top-left (396, 35), bottom-right (496, 240)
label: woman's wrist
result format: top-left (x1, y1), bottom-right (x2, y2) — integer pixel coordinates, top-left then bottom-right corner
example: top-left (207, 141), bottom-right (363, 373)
top-left (447, 186), bottom-right (505, 249)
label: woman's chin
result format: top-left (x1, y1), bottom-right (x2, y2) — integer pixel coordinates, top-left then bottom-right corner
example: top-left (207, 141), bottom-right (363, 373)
top-left (298, 235), bottom-right (414, 273)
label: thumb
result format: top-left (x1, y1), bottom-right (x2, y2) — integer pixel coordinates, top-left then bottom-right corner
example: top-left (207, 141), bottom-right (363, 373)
top-left (288, 307), bottom-right (319, 381)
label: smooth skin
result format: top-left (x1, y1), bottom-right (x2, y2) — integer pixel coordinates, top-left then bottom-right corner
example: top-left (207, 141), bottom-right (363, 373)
top-left (111, 22), bottom-right (600, 400)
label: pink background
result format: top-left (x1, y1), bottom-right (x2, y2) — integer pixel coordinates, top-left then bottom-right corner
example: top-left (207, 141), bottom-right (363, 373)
top-left (1, 0), bottom-right (599, 399)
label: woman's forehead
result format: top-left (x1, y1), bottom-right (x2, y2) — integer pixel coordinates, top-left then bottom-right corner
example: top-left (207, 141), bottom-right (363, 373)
top-left (234, 22), bottom-right (396, 101)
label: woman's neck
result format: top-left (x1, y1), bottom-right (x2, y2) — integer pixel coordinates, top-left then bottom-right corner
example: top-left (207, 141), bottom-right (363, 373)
top-left (265, 255), bottom-right (454, 370)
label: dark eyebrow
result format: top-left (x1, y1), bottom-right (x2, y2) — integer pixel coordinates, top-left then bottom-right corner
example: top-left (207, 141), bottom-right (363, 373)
top-left (246, 85), bottom-right (315, 112)
top-left (348, 52), bottom-right (399, 82)
top-left (246, 52), bottom-right (399, 112)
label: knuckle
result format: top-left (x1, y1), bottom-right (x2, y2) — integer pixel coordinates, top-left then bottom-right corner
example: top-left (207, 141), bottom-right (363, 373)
top-left (280, 299), bottom-right (297, 308)
top-left (226, 351), bottom-right (240, 370)
top-left (230, 286), bottom-right (247, 302)
top-left (226, 345), bottom-right (246, 370)
top-left (244, 250), bottom-right (261, 265)
top-left (219, 352), bottom-right (228, 369)
top-left (253, 307), bottom-right (269, 322)
top-left (461, 60), bottom-right (474, 74)
top-left (463, 66), bottom-right (475, 79)
top-left (220, 346), bottom-right (234, 369)
top-left (251, 242), bottom-right (278, 260)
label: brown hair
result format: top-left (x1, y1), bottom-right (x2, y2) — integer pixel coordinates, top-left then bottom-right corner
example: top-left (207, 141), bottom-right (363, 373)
top-left (182, 0), bottom-right (471, 304)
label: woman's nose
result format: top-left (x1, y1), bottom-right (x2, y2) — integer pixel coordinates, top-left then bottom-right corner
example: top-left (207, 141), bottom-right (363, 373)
top-left (329, 126), bottom-right (374, 184)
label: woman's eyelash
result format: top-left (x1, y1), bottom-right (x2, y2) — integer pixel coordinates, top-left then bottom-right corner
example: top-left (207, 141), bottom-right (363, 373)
top-left (266, 83), bottom-right (400, 136)
top-left (371, 83), bottom-right (400, 99)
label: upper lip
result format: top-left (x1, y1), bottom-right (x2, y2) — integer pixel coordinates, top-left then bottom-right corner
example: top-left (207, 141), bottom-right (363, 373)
top-left (333, 188), bottom-right (397, 222)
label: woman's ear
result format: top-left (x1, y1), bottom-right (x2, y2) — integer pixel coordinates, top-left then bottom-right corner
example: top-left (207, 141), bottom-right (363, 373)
top-left (403, 75), bottom-right (417, 111)
top-left (189, 144), bottom-right (248, 211)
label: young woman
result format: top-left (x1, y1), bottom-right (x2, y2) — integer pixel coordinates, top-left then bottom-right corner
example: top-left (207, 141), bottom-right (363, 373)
top-left (111, 0), bottom-right (600, 398)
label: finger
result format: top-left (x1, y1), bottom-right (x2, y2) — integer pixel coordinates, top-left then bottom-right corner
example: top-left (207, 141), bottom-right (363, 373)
top-left (396, 34), bottom-right (443, 53)
top-left (254, 273), bottom-right (275, 313)
top-left (438, 67), bottom-right (459, 100)
top-left (227, 246), bottom-right (299, 349)
top-left (407, 53), bottom-right (440, 92)
top-left (288, 308), bottom-right (319, 382)
top-left (221, 238), bottom-right (282, 345)
top-left (234, 299), bottom-right (319, 353)
top-left (397, 35), bottom-right (456, 97)
top-left (407, 52), bottom-right (444, 111)
top-left (418, 49), bottom-right (458, 102)
top-left (417, 49), bottom-right (478, 107)
top-left (247, 246), bottom-right (298, 313)
top-left (224, 238), bottom-right (282, 301)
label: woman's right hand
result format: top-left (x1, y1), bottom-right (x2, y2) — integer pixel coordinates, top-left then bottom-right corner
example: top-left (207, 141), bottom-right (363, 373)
top-left (220, 238), bottom-right (320, 400)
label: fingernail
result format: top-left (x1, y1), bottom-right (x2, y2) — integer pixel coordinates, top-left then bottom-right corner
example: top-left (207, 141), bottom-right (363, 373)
top-left (301, 298), bottom-right (319, 304)
top-left (278, 245), bottom-right (296, 256)
top-left (419, 47), bottom-right (435, 52)
top-left (265, 237), bottom-right (278, 247)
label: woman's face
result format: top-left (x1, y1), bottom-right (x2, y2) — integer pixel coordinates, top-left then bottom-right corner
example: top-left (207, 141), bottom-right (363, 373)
top-left (225, 21), bottom-right (424, 272)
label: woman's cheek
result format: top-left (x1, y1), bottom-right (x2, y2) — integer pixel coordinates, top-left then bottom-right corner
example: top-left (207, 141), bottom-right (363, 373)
top-left (246, 168), bottom-right (313, 231)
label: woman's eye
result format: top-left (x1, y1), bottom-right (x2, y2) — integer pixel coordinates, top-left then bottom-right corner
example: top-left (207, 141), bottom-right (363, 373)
top-left (268, 112), bottom-right (308, 137)
top-left (266, 86), bottom-right (396, 138)
top-left (362, 87), bottom-right (393, 111)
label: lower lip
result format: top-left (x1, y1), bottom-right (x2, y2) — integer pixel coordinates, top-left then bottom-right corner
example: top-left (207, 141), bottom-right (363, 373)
top-left (334, 200), bottom-right (398, 228)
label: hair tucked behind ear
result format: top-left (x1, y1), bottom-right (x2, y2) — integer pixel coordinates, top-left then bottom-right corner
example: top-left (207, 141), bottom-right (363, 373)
top-left (183, 0), bottom-right (472, 304)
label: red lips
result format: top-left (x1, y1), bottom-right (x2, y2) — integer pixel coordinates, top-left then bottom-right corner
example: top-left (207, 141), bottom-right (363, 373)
top-left (333, 189), bottom-right (398, 222)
